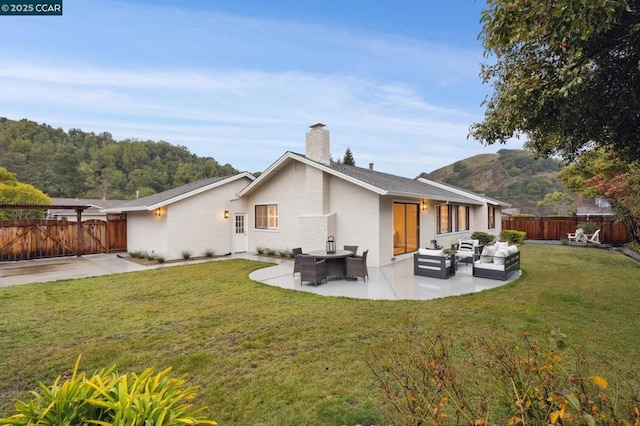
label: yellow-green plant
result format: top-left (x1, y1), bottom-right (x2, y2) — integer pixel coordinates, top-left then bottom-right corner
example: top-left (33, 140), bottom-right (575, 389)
top-left (0, 356), bottom-right (217, 425)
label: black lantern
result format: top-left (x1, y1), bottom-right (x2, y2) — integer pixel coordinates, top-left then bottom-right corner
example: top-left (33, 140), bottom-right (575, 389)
top-left (326, 236), bottom-right (336, 254)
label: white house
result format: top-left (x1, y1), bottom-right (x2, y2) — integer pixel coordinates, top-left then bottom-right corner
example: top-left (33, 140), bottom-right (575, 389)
top-left (103, 173), bottom-right (255, 259)
top-left (104, 124), bottom-right (508, 267)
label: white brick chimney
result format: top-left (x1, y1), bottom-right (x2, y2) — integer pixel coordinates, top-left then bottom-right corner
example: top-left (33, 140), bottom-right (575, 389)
top-left (305, 123), bottom-right (331, 166)
top-left (300, 123), bottom-right (336, 251)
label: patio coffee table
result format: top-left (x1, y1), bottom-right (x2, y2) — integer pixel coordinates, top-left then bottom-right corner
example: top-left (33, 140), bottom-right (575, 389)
top-left (307, 249), bottom-right (354, 278)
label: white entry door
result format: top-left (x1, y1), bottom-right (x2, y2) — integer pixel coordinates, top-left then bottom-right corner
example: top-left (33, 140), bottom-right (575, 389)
top-left (233, 213), bottom-right (248, 253)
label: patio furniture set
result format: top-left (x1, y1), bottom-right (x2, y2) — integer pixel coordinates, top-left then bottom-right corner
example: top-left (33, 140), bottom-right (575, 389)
top-left (294, 245), bottom-right (369, 286)
top-left (413, 239), bottom-right (521, 281)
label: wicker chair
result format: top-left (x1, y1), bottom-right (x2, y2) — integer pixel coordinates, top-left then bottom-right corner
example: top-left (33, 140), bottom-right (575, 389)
top-left (343, 245), bottom-right (358, 255)
top-left (292, 247), bottom-right (303, 275)
top-left (346, 249), bottom-right (368, 281)
top-left (297, 255), bottom-right (327, 286)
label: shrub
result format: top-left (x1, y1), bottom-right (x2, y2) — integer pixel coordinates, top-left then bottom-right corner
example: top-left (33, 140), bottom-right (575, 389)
top-left (0, 356), bottom-right (217, 425)
top-left (278, 249), bottom-right (290, 258)
top-left (181, 250), bottom-right (192, 260)
top-left (500, 230), bottom-right (526, 244)
top-left (266, 248), bottom-right (276, 256)
top-left (145, 252), bottom-right (157, 261)
top-left (256, 246), bottom-right (266, 255)
top-left (204, 249), bottom-right (215, 258)
top-left (156, 256), bottom-right (165, 263)
top-left (368, 320), bottom-right (640, 425)
top-left (129, 251), bottom-right (145, 259)
top-left (471, 231), bottom-right (496, 245)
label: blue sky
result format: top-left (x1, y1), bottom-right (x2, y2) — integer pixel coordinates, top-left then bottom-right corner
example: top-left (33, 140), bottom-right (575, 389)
top-left (0, 0), bottom-right (521, 177)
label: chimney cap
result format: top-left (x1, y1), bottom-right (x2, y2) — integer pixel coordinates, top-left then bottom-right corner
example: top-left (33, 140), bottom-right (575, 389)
top-left (309, 123), bottom-right (326, 130)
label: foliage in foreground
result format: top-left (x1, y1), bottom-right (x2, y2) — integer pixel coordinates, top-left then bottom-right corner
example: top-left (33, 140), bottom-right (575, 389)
top-left (369, 316), bottom-right (640, 425)
top-left (0, 356), bottom-right (216, 426)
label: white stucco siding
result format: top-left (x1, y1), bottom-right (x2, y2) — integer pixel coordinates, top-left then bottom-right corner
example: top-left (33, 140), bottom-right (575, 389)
top-left (328, 176), bottom-right (381, 266)
top-left (126, 210), bottom-right (168, 256)
top-left (163, 178), bottom-right (249, 260)
top-left (246, 161), bottom-right (307, 253)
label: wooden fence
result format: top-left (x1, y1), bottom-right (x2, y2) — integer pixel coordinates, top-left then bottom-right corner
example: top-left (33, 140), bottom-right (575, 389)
top-left (0, 215), bottom-right (127, 261)
top-left (502, 215), bottom-right (632, 245)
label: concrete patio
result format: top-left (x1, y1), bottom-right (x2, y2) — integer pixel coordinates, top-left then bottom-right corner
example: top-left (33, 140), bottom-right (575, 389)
top-left (248, 254), bottom-right (521, 300)
top-left (0, 252), bottom-right (521, 300)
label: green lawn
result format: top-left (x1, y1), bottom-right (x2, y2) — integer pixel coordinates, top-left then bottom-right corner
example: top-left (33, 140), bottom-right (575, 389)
top-left (1, 244), bottom-right (639, 425)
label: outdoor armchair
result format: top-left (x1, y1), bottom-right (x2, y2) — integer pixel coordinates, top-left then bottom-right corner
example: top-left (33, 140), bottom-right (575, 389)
top-left (343, 245), bottom-right (358, 255)
top-left (346, 249), bottom-right (368, 281)
top-left (297, 254), bottom-right (327, 286)
top-left (292, 247), bottom-right (303, 275)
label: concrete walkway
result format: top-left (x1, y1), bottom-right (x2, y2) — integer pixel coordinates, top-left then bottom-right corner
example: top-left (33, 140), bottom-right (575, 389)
top-left (0, 252), bottom-right (520, 301)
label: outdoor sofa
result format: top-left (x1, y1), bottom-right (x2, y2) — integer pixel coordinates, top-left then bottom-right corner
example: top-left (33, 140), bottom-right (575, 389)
top-left (413, 248), bottom-right (456, 279)
top-left (472, 242), bottom-right (520, 281)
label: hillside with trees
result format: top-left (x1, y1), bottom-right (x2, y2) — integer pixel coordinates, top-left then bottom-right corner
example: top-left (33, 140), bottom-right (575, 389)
top-left (0, 118), bottom-right (238, 200)
top-left (421, 149), bottom-right (565, 209)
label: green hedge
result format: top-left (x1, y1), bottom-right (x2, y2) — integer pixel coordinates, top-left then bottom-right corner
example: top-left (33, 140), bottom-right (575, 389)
top-left (500, 230), bottom-right (526, 244)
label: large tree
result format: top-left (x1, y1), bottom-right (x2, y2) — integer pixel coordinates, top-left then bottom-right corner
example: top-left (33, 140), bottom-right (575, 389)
top-left (559, 149), bottom-right (640, 243)
top-left (471, 0), bottom-right (640, 162)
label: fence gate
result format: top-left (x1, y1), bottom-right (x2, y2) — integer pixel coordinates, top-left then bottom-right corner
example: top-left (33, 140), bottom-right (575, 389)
top-left (0, 216), bottom-right (127, 261)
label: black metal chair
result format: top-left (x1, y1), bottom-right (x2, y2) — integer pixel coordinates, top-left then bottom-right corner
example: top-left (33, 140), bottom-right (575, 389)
top-left (343, 245), bottom-right (358, 255)
top-left (346, 249), bottom-right (368, 281)
top-left (297, 254), bottom-right (327, 286)
top-left (292, 247), bottom-right (303, 275)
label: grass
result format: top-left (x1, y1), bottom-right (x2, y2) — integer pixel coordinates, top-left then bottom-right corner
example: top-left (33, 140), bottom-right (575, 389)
top-left (1, 244), bottom-right (639, 424)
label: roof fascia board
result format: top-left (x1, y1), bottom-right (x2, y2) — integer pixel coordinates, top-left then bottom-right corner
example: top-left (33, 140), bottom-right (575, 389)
top-left (417, 177), bottom-right (501, 205)
top-left (149, 172), bottom-right (254, 209)
top-left (239, 153), bottom-right (387, 197)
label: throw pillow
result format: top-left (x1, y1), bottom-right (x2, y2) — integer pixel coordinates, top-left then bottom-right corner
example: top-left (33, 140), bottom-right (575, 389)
top-left (459, 240), bottom-right (475, 252)
top-left (479, 245), bottom-right (496, 263)
top-left (493, 249), bottom-right (509, 265)
top-left (495, 241), bottom-right (509, 251)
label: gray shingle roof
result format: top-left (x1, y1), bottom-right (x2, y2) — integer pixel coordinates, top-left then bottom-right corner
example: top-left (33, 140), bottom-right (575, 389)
top-left (106, 174), bottom-right (242, 211)
top-left (330, 162), bottom-right (483, 204)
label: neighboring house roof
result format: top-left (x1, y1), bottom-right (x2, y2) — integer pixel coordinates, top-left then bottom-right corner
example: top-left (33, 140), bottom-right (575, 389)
top-left (46, 198), bottom-right (126, 218)
top-left (102, 172), bottom-right (255, 212)
top-left (577, 197), bottom-right (614, 216)
top-left (239, 152), bottom-right (487, 205)
top-left (49, 198), bottom-right (125, 209)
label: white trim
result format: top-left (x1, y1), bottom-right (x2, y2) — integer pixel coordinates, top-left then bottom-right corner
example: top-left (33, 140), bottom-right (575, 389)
top-left (253, 202), bottom-right (280, 231)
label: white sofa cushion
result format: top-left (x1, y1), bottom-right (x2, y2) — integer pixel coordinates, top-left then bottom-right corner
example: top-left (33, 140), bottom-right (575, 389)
top-left (473, 260), bottom-right (506, 271)
top-left (507, 245), bottom-right (518, 255)
top-left (479, 245), bottom-right (496, 263)
top-left (418, 248), bottom-right (444, 256)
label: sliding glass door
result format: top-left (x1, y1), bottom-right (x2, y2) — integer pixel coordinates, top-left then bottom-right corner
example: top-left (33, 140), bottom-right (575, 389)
top-left (393, 202), bottom-right (419, 255)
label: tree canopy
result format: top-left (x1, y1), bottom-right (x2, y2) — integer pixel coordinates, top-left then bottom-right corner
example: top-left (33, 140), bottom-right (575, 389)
top-left (0, 167), bottom-right (51, 220)
top-left (343, 147), bottom-right (355, 166)
top-left (471, 0), bottom-right (640, 162)
top-left (0, 118), bottom-right (238, 200)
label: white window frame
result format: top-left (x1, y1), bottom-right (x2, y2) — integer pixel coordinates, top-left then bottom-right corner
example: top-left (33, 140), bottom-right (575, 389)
top-left (254, 203), bottom-right (279, 231)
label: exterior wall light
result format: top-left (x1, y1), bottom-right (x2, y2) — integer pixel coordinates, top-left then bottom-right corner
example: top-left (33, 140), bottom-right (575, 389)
top-left (224, 210), bottom-right (230, 219)
top-left (421, 200), bottom-right (428, 212)
top-left (155, 208), bottom-right (162, 217)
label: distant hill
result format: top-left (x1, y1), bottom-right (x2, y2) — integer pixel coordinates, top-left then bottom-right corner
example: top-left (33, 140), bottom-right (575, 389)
top-left (0, 117), bottom-right (238, 200)
top-left (421, 149), bottom-right (565, 208)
